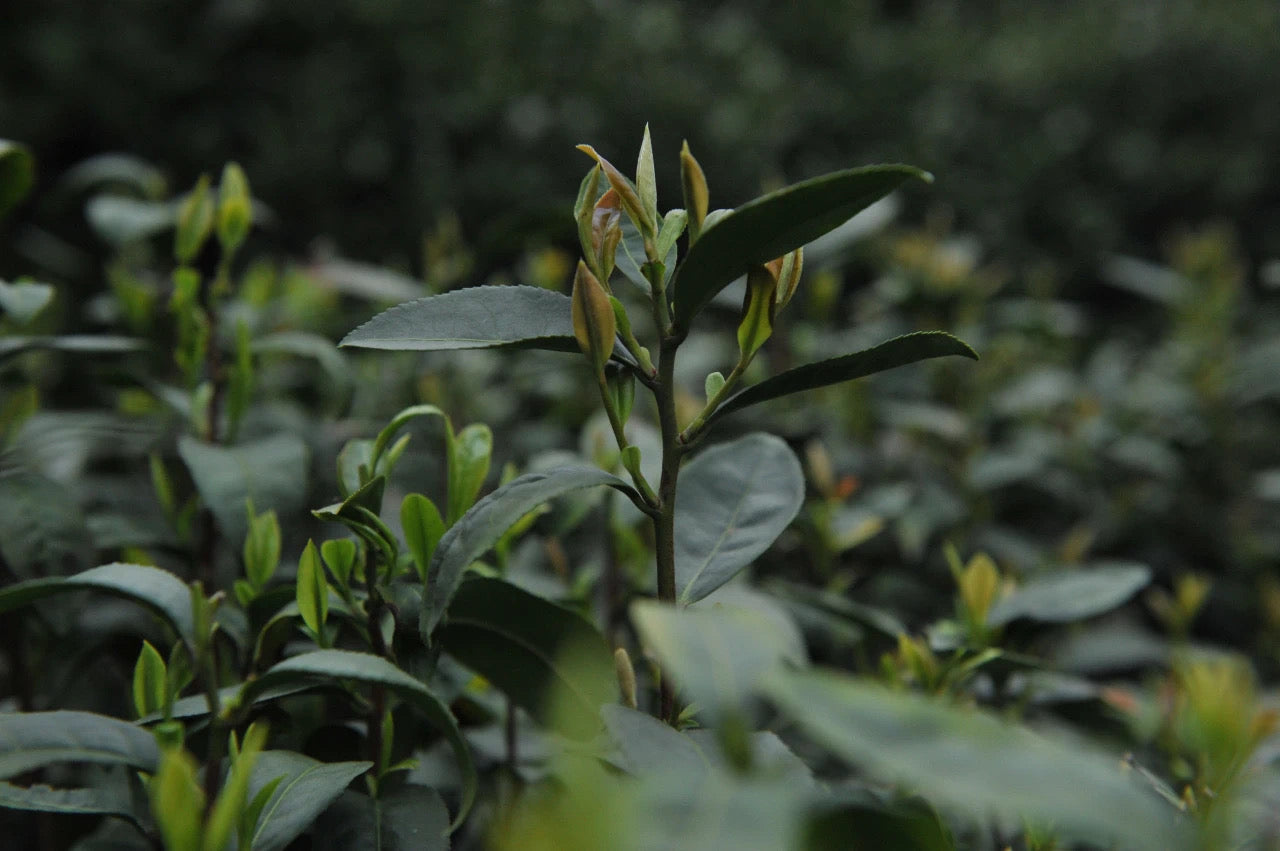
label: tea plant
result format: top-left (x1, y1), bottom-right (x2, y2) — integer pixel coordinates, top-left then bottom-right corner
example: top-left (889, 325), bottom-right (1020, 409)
top-left (2, 132), bottom-right (1275, 851)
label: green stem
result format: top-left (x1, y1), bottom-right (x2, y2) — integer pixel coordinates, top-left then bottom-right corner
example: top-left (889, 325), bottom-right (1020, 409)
top-left (652, 334), bottom-right (684, 723)
top-left (678, 353), bottom-right (754, 445)
top-left (594, 373), bottom-right (659, 509)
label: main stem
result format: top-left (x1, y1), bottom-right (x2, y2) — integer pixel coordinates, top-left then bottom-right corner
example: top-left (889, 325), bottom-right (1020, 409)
top-left (653, 332), bottom-right (683, 723)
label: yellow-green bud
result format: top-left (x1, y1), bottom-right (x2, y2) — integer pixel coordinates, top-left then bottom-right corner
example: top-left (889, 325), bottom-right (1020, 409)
top-left (174, 175), bottom-right (215, 264)
top-left (614, 647), bottom-right (638, 709)
top-left (775, 247), bottom-right (804, 309)
top-left (737, 263), bottom-right (778, 360)
top-left (571, 260), bottom-right (617, 375)
top-left (680, 140), bottom-right (709, 243)
top-left (216, 162), bottom-right (252, 255)
top-left (576, 144), bottom-right (654, 238)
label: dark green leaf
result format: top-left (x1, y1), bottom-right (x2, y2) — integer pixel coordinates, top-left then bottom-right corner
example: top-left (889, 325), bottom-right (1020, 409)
top-left (674, 433), bottom-right (804, 604)
top-left (710, 332), bottom-right (978, 424)
top-left (0, 711), bottom-right (159, 778)
top-left (178, 434), bottom-right (310, 547)
top-left (762, 668), bottom-right (1189, 851)
top-left (246, 752), bottom-right (372, 851)
top-left (422, 466), bottom-right (637, 637)
top-left (0, 335), bottom-right (146, 359)
top-left (670, 164), bottom-right (929, 330)
top-left (312, 786), bottom-right (449, 851)
top-left (0, 779), bottom-right (143, 829)
top-left (340, 285), bottom-right (635, 364)
top-left (805, 793), bottom-right (954, 851)
top-left (0, 470), bottom-right (94, 577)
top-left (0, 139), bottom-right (35, 218)
top-left (243, 650), bottom-right (474, 829)
top-left (600, 704), bottom-right (709, 779)
top-left (436, 578), bottom-right (618, 737)
top-left (987, 562), bottom-right (1152, 627)
top-left (0, 563), bottom-right (195, 646)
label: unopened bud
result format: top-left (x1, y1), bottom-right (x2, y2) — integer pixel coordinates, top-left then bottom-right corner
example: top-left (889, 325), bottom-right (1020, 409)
top-left (593, 189), bottom-right (623, 281)
top-left (605, 362), bottom-right (636, 424)
top-left (174, 175), bottom-right (215, 264)
top-left (774, 248), bottom-right (804, 309)
top-left (571, 260), bottom-right (616, 375)
top-left (737, 263), bottom-right (778, 360)
top-left (614, 647), bottom-right (638, 709)
top-left (576, 144), bottom-right (654, 238)
top-left (704, 371), bottom-right (726, 403)
top-left (216, 162), bottom-right (252, 255)
top-left (680, 140), bottom-right (709, 243)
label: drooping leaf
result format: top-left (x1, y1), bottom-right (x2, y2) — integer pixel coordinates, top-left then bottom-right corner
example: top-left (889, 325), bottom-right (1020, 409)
top-left (245, 752), bottom-right (372, 851)
top-left (312, 786), bottom-right (450, 851)
top-left (0, 711), bottom-right (160, 778)
top-left (987, 562), bottom-right (1152, 627)
top-left (84, 196), bottom-right (177, 245)
top-left (243, 650), bottom-right (474, 830)
top-left (761, 668), bottom-right (1189, 851)
top-left (422, 466), bottom-right (637, 637)
top-left (340, 285), bottom-right (634, 364)
top-left (446, 423), bottom-right (492, 525)
top-left (0, 335), bottom-right (146, 359)
top-left (630, 600), bottom-right (806, 723)
top-left (0, 563), bottom-right (195, 646)
top-left (0, 139), bottom-right (35, 217)
top-left (616, 214), bottom-right (677, 292)
top-left (178, 433), bottom-right (310, 547)
top-left (436, 578), bottom-right (618, 736)
top-left (670, 164), bottom-right (930, 330)
top-left (674, 433), bottom-right (804, 604)
top-left (709, 332), bottom-right (978, 425)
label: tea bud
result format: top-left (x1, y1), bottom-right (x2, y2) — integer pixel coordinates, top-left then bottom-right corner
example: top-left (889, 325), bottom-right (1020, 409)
top-left (174, 175), bottom-right (215, 264)
top-left (216, 162), bottom-right (252, 255)
top-left (571, 260), bottom-right (616, 375)
top-left (680, 140), bottom-right (709, 242)
top-left (576, 144), bottom-right (654, 238)
top-left (737, 263), bottom-right (778, 360)
top-left (775, 247), bottom-right (804, 310)
top-left (614, 647), bottom-right (638, 709)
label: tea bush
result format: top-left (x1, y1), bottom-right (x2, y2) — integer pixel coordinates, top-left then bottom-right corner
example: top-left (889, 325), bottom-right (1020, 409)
top-left (1, 129), bottom-right (1279, 851)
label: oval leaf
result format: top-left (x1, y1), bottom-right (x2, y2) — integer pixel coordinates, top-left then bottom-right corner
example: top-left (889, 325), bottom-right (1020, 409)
top-left (761, 669), bottom-right (1189, 851)
top-left (340, 285), bottom-right (635, 365)
top-left (670, 164), bottom-right (930, 331)
top-left (242, 650), bottom-right (474, 831)
top-left (674, 433), bottom-right (804, 604)
top-left (436, 578), bottom-right (618, 737)
top-left (987, 562), bottom-right (1152, 627)
top-left (446, 423), bottom-right (492, 525)
top-left (313, 786), bottom-right (450, 851)
top-left (711, 332), bottom-right (978, 425)
top-left (247, 751), bottom-right (373, 851)
top-left (178, 434), bottom-right (310, 547)
top-left (0, 563), bottom-right (195, 647)
top-left (0, 711), bottom-right (160, 778)
top-left (422, 466), bottom-right (637, 637)
top-left (401, 494), bottom-right (445, 584)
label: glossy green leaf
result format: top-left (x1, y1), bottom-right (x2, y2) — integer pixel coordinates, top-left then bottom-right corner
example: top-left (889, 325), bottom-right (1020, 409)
top-left (0, 779), bottom-right (143, 829)
top-left (710, 332), bottom-right (978, 424)
top-left (446, 423), bottom-right (492, 525)
top-left (436, 578), bottom-right (618, 737)
top-left (313, 786), bottom-right (449, 851)
top-left (340, 285), bottom-right (634, 364)
top-left (132, 641), bottom-right (168, 719)
top-left (600, 704), bottom-right (710, 780)
top-left (630, 600), bottom-right (806, 723)
top-left (152, 749), bottom-right (204, 851)
top-left (321, 538), bottom-right (358, 589)
top-left (244, 508), bottom-right (282, 590)
top-left (0, 139), bottom-right (35, 217)
top-left (670, 164), bottom-right (930, 330)
top-left (178, 433), bottom-right (310, 546)
top-left (243, 650), bottom-right (474, 830)
top-left (0, 711), bottom-right (159, 778)
top-left (296, 540), bottom-right (329, 636)
top-left (401, 494), bottom-right (445, 584)
top-left (422, 466), bottom-right (637, 637)
top-left (0, 563), bottom-right (195, 646)
top-left (987, 561), bottom-right (1152, 627)
top-left (762, 668), bottom-right (1189, 851)
top-left (245, 752), bottom-right (372, 851)
top-left (0, 278), bottom-right (55, 324)
top-left (369, 404), bottom-right (447, 476)
top-left (674, 433), bottom-right (804, 604)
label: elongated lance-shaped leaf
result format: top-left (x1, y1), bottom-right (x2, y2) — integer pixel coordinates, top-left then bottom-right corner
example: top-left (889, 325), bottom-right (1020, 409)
top-left (987, 562), bottom-right (1151, 627)
top-left (674, 434), bottom-right (804, 604)
top-left (242, 650), bottom-right (475, 831)
top-left (422, 466), bottom-right (638, 637)
top-left (0, 563), bottom-right (196, 648)
top-left (0, 780), bottom-right (145, 828)
top-left (763, 670), bottom-right (1190, 851)
top-left (0, 710), bottom-right (160, 778)
top-left (341, 285), bottom-right (636, 365)
top-left (436, 578), bottom-right (618, 737)
top-left (670, 164), bottom-right (930, 331)
top-left (245, 752), bottom-right (372, 851)
top-left (708, 332), bottom-right (977, 425)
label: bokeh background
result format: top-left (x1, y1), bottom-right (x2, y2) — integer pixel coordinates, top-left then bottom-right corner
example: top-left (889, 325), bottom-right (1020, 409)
top-left (4, 1), bottom-right (1280, 670)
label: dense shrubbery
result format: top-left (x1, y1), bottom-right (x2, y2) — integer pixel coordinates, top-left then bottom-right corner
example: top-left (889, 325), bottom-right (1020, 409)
top-left (2, 115), bottom-right (1279, 850)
